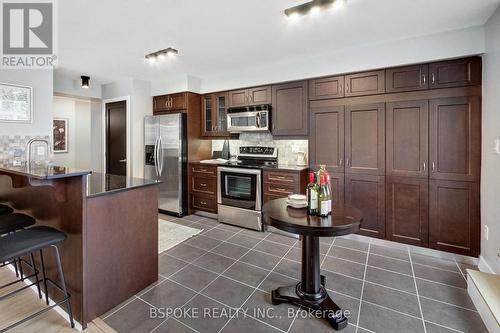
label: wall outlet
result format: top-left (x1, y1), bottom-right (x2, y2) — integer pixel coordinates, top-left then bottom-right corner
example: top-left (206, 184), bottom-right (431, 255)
top-left (494, 139), bottom-right (500, 155)
top-left (484, 225), bottom-right (489, 241)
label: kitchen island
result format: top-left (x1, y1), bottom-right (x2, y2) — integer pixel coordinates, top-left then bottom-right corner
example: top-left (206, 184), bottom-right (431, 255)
top-left (0, 164), bottom-right (159, 329)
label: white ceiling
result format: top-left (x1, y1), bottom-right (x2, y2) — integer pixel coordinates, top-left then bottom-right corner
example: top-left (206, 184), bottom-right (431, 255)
top-left (56, 0), bottom-right (500, 86)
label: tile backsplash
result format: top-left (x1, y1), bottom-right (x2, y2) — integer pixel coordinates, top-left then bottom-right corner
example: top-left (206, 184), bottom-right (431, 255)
top-left (0, 135), bottom-right (51, 164)
top-left (212, 133), bottom-right (308, 166)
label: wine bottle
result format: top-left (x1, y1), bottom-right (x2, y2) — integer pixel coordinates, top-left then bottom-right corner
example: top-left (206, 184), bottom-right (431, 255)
top-left (318, 174), bottom-right (331, 217)
top-left (306, 172), bottom-right (319, 215)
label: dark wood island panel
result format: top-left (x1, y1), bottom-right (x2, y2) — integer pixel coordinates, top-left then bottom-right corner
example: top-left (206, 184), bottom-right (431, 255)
top-left (0, 169), bottom-right (159, 328)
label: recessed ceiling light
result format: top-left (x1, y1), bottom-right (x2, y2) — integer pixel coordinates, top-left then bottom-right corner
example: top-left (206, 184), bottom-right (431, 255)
top-left (285, 0), bottom-right (343, 18)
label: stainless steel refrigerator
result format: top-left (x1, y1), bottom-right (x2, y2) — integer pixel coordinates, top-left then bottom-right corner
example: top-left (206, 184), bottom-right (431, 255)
top-left (144, 113), bottom-right (187, 216)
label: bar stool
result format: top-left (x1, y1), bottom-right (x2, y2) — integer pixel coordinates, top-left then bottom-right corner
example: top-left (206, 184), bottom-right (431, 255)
top-left (0, 212), bottom-right (36, 279)
top-left (0, 204), bottom-right (13, 216)
top-left (0, 226), bottom-right (74, 332)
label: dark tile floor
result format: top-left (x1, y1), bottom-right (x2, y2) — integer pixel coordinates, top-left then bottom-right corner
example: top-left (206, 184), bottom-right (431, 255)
top-left (102, 215), bottom-right (486, 333)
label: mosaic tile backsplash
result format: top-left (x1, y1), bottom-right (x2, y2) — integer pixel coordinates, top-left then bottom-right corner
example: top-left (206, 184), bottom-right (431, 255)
top-left (0, 135), bottom-right (52, 164)
top-left (212, 133), bottom-right (308, 166)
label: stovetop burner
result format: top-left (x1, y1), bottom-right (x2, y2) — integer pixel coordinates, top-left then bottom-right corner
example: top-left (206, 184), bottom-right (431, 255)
top-left (232, 146), bottom-right (278, 169)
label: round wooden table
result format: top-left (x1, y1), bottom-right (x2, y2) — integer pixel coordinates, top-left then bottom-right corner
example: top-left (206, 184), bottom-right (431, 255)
top-left (263, 198), bottom-right (363, 331)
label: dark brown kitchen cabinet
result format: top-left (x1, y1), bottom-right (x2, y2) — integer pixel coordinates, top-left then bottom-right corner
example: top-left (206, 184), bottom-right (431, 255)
top-left (329, 172), bottom-right (345, 205)
top-left (202, 92), bottom-right (229, 137)
top-left (153, 93), bottom-right (187, 113)
top-left (271, 81), bottom-right (308, 136)
top-left (386, 100), bottom-right (428, 178)
top-left (429, 180), bottom-right (480, 256)
top-left (344, 70), bottom-right (385, 97)
top-left (309, 105), bottom-right (344, 173)
top-left (386, 65), bottom-right (429, 93)
top-left (263, 168), bottom-right (308, 203)
top-left (429, 96), bottom-right (481, 182)
top-left (345, 103), bottom-right (385, 175)
top-left (429, 57), bottom-right (481, 89)
top-left (308, 76), bottom-right (345, 100)
top-left (345, 174), bottom-right (385, 238)
top-left (228, 86), bottom-right (271, 108)
top-left (189, 163), bottom-right (218, 214)
top-left (386, 177), bottom-right (429, 247)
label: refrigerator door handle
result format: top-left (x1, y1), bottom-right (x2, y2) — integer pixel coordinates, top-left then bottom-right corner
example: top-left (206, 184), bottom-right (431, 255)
top-left (158, 135), bottom-right (164, 175)
top-left (154, 136), bottom-right (160, 177)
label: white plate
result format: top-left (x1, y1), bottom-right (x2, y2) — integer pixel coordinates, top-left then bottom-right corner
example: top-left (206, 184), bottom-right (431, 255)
top-left (288, 194), bottom-right (307, 201)
top-left (286, 200), bottom-right (307, 209)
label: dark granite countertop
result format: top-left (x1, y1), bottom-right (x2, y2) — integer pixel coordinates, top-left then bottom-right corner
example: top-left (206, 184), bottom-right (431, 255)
top-left (0, 163), bottom-right (91, 180)
top-left (86, 172), bottom-right (160, 198)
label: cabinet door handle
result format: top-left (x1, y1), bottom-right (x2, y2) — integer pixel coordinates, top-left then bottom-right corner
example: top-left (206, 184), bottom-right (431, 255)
top-left (339, 159), bottom-right (343, 166)
top-left (431, 73), bottom-right (436, 85)
top-left (422, 161), bottom-right (426, 171)
top-left (431, 162), bottom-right (435, 172)
top-left (345, 83), bottom-right (350, 93)
top-left (346, 158), bottom-right (350, 166)
top-left (274, 187), bottom-right (288, 192)
top-left (199, 183), bottom-right (207, 187)
top-left (200, 201), bottom-right (207, 205)
top-left (165, 99), bottom-right (169, 109)
top-left (422, 74), bottom-right (426, 86)
top-left (339, 84), bottom-right (342, 94)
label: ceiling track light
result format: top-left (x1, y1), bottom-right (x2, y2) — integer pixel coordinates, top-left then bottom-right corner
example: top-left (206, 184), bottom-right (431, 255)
top-left (81, 75), bottom-right (90, 89)
top-left (284, 0), bottom-right (343, 17)
top-left (145, 47), bottom-right (179, 61)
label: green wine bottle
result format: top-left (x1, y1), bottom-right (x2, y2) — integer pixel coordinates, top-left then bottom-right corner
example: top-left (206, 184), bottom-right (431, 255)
top-left (307, 172), bottom-right (319, 215)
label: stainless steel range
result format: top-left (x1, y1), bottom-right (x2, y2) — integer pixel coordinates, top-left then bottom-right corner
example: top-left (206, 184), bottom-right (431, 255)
top-left (217, 146), bottom-right (277, 231)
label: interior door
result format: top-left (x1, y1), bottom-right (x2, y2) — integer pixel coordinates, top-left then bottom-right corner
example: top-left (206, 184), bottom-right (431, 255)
top-left (386, 100), bottom-right (428, 178)
top-left (106, 101), bottom-right (127, 176)
top-left (159, 114), bottom-right (182, 213)
top-left (345, 103), bottom-right (385, 175)
top-left (309, 105), bottom-right (345, 173)
top-left (429, 96), bottom-right (481, 182)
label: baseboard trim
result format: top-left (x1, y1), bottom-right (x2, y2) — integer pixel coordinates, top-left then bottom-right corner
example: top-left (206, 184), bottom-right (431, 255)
top-left (478, 255), bottom-right (496, 274)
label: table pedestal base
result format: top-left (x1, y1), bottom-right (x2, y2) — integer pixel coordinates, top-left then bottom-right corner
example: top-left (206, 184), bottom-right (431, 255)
top-left (272, 278), bottom-right (348, 330)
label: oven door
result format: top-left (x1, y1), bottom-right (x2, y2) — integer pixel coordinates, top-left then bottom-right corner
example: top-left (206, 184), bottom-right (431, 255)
top-left (227, 111), bottom-right (268, 133)
top-left (217, 167), bottom-right (262, 211)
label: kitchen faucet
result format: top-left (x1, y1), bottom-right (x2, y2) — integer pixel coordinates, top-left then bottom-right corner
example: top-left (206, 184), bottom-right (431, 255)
top-left (26, 137), bottom-right (51, 165)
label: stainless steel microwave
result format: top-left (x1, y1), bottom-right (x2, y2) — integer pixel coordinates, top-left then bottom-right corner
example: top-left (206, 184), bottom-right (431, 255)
top-left (226, 105), bottom-right (271, 133)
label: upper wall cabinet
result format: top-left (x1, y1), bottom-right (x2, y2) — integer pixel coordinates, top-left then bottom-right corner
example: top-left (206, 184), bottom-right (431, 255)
top-left (153, 93), bottom-right (187, 113)
top-left (344, 70), bottom-right (385, 97)
top-left (386, 65), bottom-right (429, 93)
top-left (271, 81), bottom-right (308, 136)
top-left (386, 100), bottom-right (428, 178)
top-left (308, 76), bottom-right (345, 100)
top-left (202, 92), bottom-right (230, 137)
top-left (309, 105), bottom-right (345, 173)
top-left (345, 102), bottom-right (385, 175)
top-left (429, 57), bottom-right (481, 89)
top-left (227, 86), bottom-right (272, 108)
top-left (429, 96), bottom-right (481, 182)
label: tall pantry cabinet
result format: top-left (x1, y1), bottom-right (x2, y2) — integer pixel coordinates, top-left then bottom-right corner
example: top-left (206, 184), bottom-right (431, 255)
top-left (309, 56), bottom-right (482, 256)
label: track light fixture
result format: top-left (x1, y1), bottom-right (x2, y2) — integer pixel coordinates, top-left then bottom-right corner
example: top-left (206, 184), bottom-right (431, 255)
top-left (81, 75), bottom-right (90, 89)
top-left (145, 47), bottom-right (178, 63)
top-left (284, 0), bottom-right (345, 17)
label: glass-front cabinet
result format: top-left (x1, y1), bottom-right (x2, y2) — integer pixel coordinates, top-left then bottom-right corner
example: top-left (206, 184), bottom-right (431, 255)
top-left (202, 92), bottom-right (230, 137)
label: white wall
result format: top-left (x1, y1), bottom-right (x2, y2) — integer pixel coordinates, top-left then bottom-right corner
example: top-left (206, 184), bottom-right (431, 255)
top-left (198, 26), bottom-right (485, 93)
top-left (101, 79), bottom-right (152, 178)
top-left (0, 69), bottom-right (53, 137)
top-left (52, 96), bottom-right (92, 169)
top-left (481, 7), bottom-right (500, 274)
top-left (53, 71), bottom-right (102, 99)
